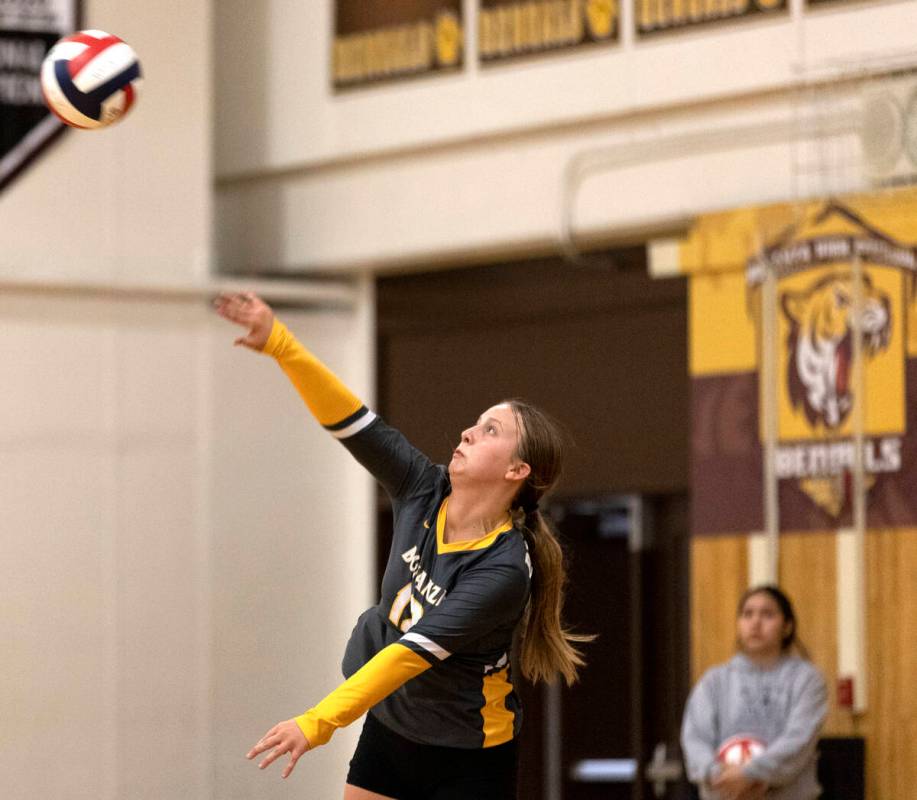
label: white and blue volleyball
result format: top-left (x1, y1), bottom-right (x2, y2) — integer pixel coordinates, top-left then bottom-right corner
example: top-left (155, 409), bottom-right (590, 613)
top-left (40, 30), bottom-right (141, 129)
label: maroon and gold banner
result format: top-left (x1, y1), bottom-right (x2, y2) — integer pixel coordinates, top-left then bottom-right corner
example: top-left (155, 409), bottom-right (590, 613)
top-left (333, 1), bottom-right (463, 90)
top-left (681, 191), bottom-right (917, 534)
top-left (636, 0), bottom-right (786, 38)
top-left (478, 0), bottom-right (618, 63)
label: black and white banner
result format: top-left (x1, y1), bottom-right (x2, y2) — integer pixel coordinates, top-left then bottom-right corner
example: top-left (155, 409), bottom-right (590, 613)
top-left (1, 0), bottom-right (80, 190)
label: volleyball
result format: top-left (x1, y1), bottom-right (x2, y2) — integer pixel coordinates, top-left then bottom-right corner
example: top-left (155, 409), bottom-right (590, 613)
top-left (40, 30), bottom-right (142, 129)
top-left (717, 735), bottom-right (765, 765)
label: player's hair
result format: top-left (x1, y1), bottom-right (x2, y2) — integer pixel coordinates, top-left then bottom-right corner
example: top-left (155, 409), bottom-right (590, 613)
top-left (738, 584), bottom-right (806, 654)
top-left (507, 399), bottom-right (592, 686)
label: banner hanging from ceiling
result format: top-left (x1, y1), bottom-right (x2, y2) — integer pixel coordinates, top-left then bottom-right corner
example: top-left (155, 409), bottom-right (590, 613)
top-left (678, 189), bottom-right (917, 535)
top-left (0, 0), bottom-right (79, 190)
top-left (478, 0), bottom-right (618, 63)
top-left (636, 0), bottom-right (786, 38)
top-left (333, 1), bottom-right (463, 90)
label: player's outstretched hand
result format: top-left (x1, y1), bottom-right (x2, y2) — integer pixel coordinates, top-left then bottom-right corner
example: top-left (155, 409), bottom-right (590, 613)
top-left (246, 718), bottom-right (311, 779)
top-left (213, 291), bottom-right (274, 350)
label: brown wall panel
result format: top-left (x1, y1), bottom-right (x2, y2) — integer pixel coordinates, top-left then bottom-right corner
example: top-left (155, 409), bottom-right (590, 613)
top-left (378, 251), bottom-right (689, 497)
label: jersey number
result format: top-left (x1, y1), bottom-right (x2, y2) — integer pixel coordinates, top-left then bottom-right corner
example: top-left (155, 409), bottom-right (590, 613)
top-left (388, 582), bottom-right (424, 632)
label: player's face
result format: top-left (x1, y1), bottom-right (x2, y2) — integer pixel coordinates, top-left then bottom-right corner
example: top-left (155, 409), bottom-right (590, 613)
top-left (449, 403), bottom-right (526, 484)
top-left (737, 592), bottom-right (789, 658)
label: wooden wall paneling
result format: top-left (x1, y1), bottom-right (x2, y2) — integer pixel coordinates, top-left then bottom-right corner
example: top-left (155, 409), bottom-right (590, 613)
top-left (691, 528), bottom-right (917, 799)
top-left (690, 534), bottom-right (748, 681)
top-left (865, 527), bottom-right (917, 800)
top-left (779, 532), bottom-right (846, 733)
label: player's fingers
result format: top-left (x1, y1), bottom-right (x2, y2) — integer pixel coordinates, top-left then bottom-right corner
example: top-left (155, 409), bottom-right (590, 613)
top-left (215, 292), bottom-right (242, 307)
top-left (215, 292), bottom-right (250, 312)
top-left (259, 723), bottom-right (283, 742)
top-left (212, 296), bottom-right (232, 315)
top-left (214, 297), bottom-right (245, 322)
top-left (228, 308), bottom-right (253, 327)
top-left (220, 301), bottom-right (264, 330)
top-left (281, 750), bottom-right (301, 779)
top-left (247, 732), bottom-right (281, 759)
top-left (246, 739), bottom-right (270, 759)
top-left (258, 743), bottom-right (288, 770)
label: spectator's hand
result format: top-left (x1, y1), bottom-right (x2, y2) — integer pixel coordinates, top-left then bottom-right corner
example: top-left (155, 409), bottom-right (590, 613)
top-left (712, 765), bottom-right (766, 800)
top-left (246, 718), bottom-right (311, 779)
top-left (738, 779), bottom-right (767, 800)
top-left (214, 291), bottom-right (274, 350)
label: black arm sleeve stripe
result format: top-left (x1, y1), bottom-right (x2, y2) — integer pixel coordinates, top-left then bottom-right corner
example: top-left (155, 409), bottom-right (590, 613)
top-left (324, 406), bottom-right (378, 439)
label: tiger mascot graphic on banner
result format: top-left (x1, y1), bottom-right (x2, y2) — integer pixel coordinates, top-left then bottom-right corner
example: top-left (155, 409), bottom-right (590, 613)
top-left (781, 271), bottom-right (892, 430)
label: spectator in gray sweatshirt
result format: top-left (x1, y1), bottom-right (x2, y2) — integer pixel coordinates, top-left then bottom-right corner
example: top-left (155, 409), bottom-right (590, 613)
top-left (681, 585), bottom-right (827, 800)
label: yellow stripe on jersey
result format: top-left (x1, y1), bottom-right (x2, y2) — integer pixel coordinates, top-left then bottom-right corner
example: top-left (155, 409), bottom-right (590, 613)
top-left (480, 667), bottom-right (515, 747)
top-left (294, 643), bottom-right (430, 748)
top-left (262, 318), bottom-right (363, 427)
top-left (436, 497), bottom-right (514, 554)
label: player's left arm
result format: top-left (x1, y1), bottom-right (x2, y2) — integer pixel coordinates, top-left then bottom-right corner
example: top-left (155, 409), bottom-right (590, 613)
top-left (246, 560), bottom-right (529, 775)
top-left (214, 292), bottom-right (441, 501)
top-left (246, 641), bottom-right (432, 777)
top-left (740, 666), bottom-right (827, 787)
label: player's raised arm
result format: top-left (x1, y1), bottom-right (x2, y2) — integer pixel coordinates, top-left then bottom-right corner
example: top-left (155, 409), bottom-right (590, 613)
top-left (214, 291), bottom-right (438, 500)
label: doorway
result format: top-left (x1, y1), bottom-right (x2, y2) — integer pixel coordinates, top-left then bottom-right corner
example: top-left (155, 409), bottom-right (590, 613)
top-left (376, 248), bottom-right (691, 798)
top-left (513, 493), bottom-right (692, 800)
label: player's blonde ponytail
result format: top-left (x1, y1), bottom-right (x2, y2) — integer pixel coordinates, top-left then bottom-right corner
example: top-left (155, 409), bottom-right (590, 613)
top-left (508, 400), bottom-right (593, 686)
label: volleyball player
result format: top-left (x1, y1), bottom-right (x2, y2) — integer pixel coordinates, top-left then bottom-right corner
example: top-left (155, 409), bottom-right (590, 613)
top-left (214, 291), bottom-right (589, 799)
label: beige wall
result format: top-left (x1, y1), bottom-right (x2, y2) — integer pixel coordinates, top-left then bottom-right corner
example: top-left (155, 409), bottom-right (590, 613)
top-left (214, 1), bottom-right (917, 171)
top-left (0, 2), bottom-right (380, 797)
top-left (214, 1), bottom-right (917, 273)
top-left (0, 0), bottom-right (212, 282)
top-left (0, 290), bottom-right (375, 800)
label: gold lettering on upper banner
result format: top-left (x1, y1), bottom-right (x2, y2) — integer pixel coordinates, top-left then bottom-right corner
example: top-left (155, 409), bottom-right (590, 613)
top-left (479, 0), bottom-right (616, 62)
top-left (333, 1), bottom-right (463, 88)
top-left (637, 0), bottom-right (783, 35)
top-left (334, 22), bottom-right (435, 85)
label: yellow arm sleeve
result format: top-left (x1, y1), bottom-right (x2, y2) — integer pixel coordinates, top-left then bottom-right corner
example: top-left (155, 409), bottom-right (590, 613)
top-left (262, 318), bottom-right (363, 427)
top-left (295, 643), bottom-right (431, 748)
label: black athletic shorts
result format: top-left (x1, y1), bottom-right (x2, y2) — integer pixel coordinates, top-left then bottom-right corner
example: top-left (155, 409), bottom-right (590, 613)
top-left (346, 712), bottom-right (519, 799)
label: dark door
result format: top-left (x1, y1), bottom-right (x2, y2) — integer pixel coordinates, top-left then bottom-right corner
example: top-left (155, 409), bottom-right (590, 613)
top-left (515, 493), bottom-right (693, 800)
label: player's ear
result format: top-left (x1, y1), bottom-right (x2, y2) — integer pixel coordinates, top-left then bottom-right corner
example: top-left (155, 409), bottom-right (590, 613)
top-left (506, 461), bottom-right (531, 482)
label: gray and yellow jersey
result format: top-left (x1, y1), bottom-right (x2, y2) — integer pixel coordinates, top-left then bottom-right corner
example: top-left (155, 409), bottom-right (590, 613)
top-left (262, 319), bottom-right (531, 750)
